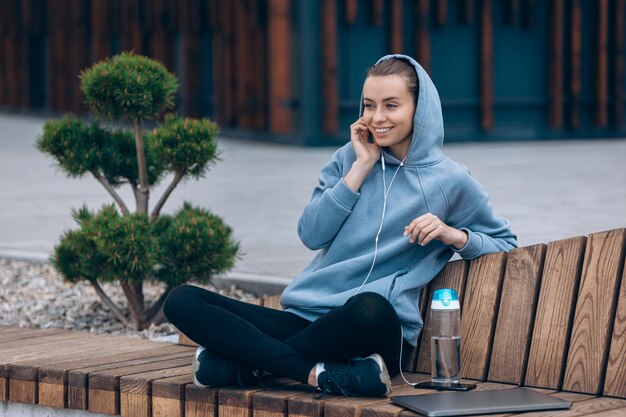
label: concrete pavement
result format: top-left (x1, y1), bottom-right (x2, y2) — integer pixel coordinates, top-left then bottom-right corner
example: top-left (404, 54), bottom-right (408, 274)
top-left (1, 112), bottom-right (625, 294)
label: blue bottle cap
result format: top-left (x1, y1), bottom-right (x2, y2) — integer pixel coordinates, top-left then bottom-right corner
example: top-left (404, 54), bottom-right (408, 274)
top-left (431, 288), bottom-right (460, 310)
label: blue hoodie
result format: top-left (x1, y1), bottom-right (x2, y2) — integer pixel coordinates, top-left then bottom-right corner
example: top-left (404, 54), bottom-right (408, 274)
top-left (280, 55), bottom-right (517, 346)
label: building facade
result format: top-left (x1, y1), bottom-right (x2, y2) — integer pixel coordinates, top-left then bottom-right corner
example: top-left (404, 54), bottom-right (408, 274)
top-left (0, 0), bottom-right (624, 145)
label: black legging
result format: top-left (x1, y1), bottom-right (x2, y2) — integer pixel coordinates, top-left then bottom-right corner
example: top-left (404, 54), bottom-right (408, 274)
top-left (163, 285), bottom-right (403, 384)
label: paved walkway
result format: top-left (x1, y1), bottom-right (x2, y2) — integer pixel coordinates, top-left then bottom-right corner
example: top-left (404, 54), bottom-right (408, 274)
top-left (1, 113), bottom-right (625, 292)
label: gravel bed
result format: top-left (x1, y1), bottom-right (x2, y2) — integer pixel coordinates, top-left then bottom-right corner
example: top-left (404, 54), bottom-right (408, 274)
top-left (0, 258), bottom-right (257, 340)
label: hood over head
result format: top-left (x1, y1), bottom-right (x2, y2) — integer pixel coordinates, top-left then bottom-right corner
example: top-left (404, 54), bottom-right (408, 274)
top-left (359, 54), bottom-right (445, 166)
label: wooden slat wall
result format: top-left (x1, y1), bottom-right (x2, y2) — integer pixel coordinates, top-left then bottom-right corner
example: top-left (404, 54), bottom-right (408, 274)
top-left (562, 229), bottom-right (626, 395)
top-left (322, 0), bottom-right (339, 135)
top-left (548, 0), bottom-right (563, 129)
top-left (604, 252), bottom-right (626, 398)
top-left (570, 0), bottom-right (582, 129)
top-left (390, 0), bottom-right (402, 54)
top-left (613, 0), bottom-right (625, 127)
top-left (415, 0), bottom-right (431, 73)
top-left (459, 252), bottom-right (507, 380)
top-left (480, 0), bottom-right (494, 131)
top-left (268, 0), bottom-right (292, 133)
top-left (525, 236), bottom-right (586, 390)
top-left (488, 244), bottom-right (546, 385)
top-left (595, 0), bottom-right (609, 127)
top-left (1, 0), bottom-right (625, 139)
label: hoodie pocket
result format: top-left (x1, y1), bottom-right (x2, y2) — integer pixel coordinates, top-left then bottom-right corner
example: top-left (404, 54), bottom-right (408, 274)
top-left (385, 270), bottom-right (408, 300)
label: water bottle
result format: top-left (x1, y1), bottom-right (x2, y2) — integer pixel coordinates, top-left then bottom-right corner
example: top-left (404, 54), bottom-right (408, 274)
top-left (430, 288), bottom-right (461, 383)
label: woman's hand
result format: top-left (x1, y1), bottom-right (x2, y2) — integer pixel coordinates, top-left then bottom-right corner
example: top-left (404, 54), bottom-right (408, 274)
top-left (350, 117), bottom-right (380, 166)
top-left (344, 117), bottom-right (381, 192)
top-left (404, 213), bottom-right (468, 249)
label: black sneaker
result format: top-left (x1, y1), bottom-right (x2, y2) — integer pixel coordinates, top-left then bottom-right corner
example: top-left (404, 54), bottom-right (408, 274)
top-left (193, 346), bottom-right (255, 387)
top-left (315, 353), bottom-right (392, 397)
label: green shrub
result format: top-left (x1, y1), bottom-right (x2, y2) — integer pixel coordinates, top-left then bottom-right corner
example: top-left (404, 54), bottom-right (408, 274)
top-left (37, 53), bottom-right (240, 330)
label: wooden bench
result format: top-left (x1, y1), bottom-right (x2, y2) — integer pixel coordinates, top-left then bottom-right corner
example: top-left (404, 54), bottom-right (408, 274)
top-left (2, 227), bottom-right (626, 416)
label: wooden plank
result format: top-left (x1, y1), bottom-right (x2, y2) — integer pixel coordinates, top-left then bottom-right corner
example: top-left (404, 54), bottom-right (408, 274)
top-left (262, 295), bottom-right (282, 310)
top-left (595, 0), bottom-right (609, 127)
top-left (548, 0), bottom-right (563, 129)
top-left (551, 396), bottom-right (626, 415)
top-left (57, 345), bottom-right (191, 410)
top-left (570, 0), bottom-right (582, 129)
top-left (253, 3), bottom-right (267, 130)
top-left (390, 0), bottom-right (402, 53)
top-left (321, 0), bottom-right (338, 135)
top-left (371, 0), bottom-right (383, 27)
top-left (323, 396), bottom-right (390, 417)
top-left (563, 229), bottom-right (626, 394)
top-left (461, 0), bottom-right (473, 24)
top-left (436, 0), bottom-right (448, 26)
top-left (604, 251), bottom-right (626, 398)
top-left (488, 244), bottom-right (547, 384)
top-left (460, 252), bottom-right (507, 380)
top-left (416, 260), bottom-right (469, 374)
top-left (480, 0), bottom-right (494, 131)
top-left (345, 0), bottom-right (358, 25)
top-left (223, 0), bottom-right (236, 126)
top-left (119, 365), bottom-right (192, 417)
top-left (152, 374), bottom-right (192, 417)
top-left (613, 0), bottom-right (625, 127)
top-left (218, 386), bottom-right (266, 417)
top-left (39, 345), bottom-right (191, 410)
top-left (268, 0), bottom-right (291, 133)
top-left (185, 384), bottom-right (219, 417)
top-left (251, 385), bottom-right (312, 417)
top-left (89, 355), bottom-right (193, 415)
top-left (415, 0), bottom-right (431, 73)
top-left (506, 0), bottom-right (520, 25)
top-left (525, 236), bottom-right (586, 390)
top-left (7, 335), bottom-right (151, 406)
top-left (179, 332), bottom-right (200, 347)
top-left (235, 0), bottom-right (251, 126)
top-left (121, 0), bottom-right (143, 52)
top-left (148, 0), bottom-right (166, 64)
top-left (91, 0), bottom-right (111, 61)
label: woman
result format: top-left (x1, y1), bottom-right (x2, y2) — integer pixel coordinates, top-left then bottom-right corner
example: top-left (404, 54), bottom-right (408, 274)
top-left (164, 54), bottom-right (517, 397)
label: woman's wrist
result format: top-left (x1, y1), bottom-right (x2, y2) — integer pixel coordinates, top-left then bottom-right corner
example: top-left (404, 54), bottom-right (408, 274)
top-left (451, 229), bottom-right (469, 249)
top-left (344, 160), bottom-right (376, 192)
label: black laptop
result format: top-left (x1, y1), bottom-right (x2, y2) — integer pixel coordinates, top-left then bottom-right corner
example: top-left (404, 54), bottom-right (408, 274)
top-left (390, 387), bottom-right (572, 416)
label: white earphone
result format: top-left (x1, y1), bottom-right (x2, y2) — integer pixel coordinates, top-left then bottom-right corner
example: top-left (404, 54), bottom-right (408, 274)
top-left (353, 152), bottom-right (406, 295)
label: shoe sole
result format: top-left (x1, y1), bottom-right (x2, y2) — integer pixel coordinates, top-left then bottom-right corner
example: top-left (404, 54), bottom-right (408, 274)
top-left (367, 353), bottom-right (392, 395)
top-left (193, 346), bottom-right (209, 388)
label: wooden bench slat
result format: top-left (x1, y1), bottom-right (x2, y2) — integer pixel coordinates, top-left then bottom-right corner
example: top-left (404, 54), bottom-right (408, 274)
top-left (152, 374), bottom-right (193, 417)
top-left (603, 246), bottom-right (626, 398)
top-left (185, 384), bottom-right (219, 417)
top-left (552, 396), bottom-right (626, 416)
top-left (251, 385), bottom-right (312, 417)
top-left (460, 252), bottom-right (508, 380)
top-left (218, 386), bottom-right (266, 417)
top-left (563, 229), bottom-right (626, 395)
top-left (6, 332), bottom-right (118, 405)
top-left (89, 355), bottom-right (193, 416)
top-left (7, 335), bottom-right (153, 406)
top-left (39, 344), bottom-right (192, 410)
top-left (488, 244), bottom-right (547, 384)
top-left (119, 365), bottom-right (193, 417)
top-left (63, 347), bottom-right (191, 411)
top-left (415, 260), bottom-right (469, 374)
top-left (262, 295), bottom-right (282, 310)
top-left (525, 235), bottom-right (587, 390)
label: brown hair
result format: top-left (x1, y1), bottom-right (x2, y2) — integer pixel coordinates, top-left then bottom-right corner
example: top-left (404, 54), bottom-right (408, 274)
top-left (366, 58), bottom-right (418, 103)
